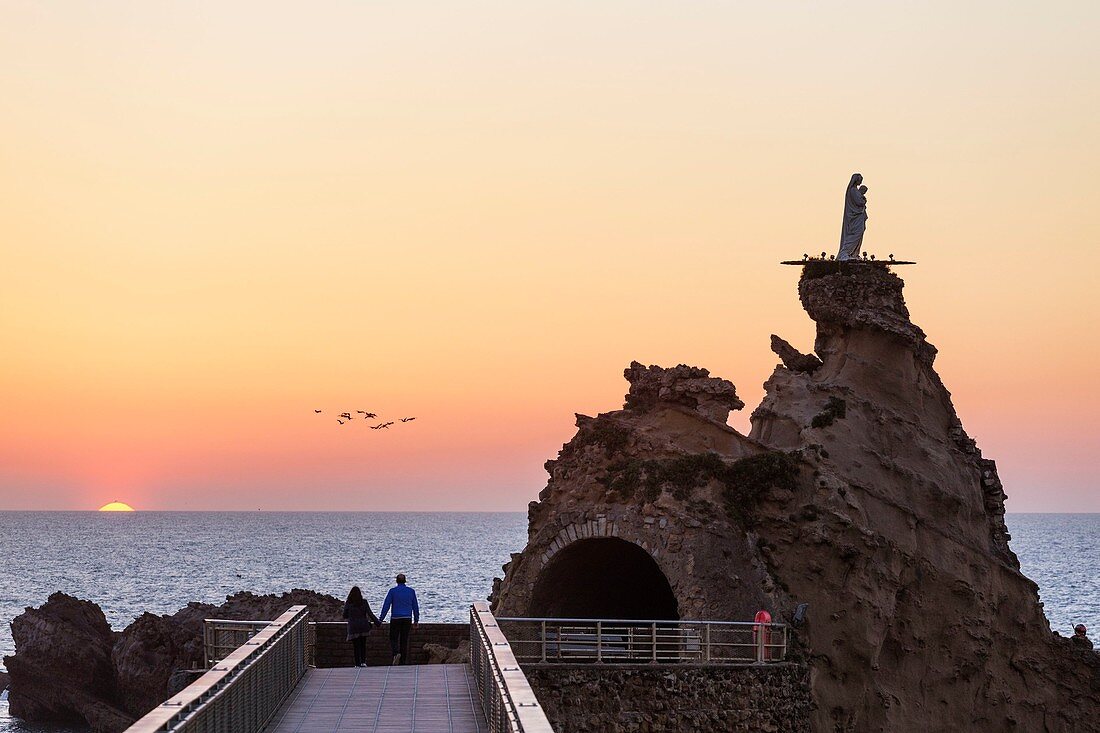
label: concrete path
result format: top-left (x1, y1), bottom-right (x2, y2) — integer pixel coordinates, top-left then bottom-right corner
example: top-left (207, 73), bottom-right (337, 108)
top-left (264, 665), bottom-right (488, 733)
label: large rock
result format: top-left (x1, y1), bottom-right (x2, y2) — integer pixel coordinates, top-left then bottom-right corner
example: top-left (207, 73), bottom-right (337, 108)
top-left (493, 263), bottom-right (1100, 732)
top-left (623, 361), bottom-right (744, 423)
top-left (0, 670), bottom-right (9, 692)
top-left (6, 589), bottom-right (345, 732)
top-left (4, 592), bottom-right (133, 731)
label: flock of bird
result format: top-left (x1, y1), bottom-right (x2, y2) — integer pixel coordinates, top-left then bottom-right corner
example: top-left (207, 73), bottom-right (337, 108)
top-left (313, 409), bottom-right (416, 430)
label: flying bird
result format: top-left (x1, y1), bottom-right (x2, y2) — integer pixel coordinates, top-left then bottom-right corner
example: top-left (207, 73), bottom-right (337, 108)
top-left (371, 421), bottom-right (395, 430)
top-left (337, 419), bottom-right (346, 425)
top-left (400, 417), bottom-right (416, 423)
top-left (338, 412), bottom-right (353, 420)
top-left (314, 409), bottom-right (322, 414)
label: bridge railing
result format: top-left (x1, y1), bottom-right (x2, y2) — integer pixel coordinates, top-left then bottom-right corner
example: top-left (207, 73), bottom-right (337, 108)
top-left (494, 616), bottom-right (788, 664)
top-left (125, 605), bottom-right (309, 733)
top-left (470, 602), bottom-right (555, 733)
top-left (202, 620), bottom-right (269, 668)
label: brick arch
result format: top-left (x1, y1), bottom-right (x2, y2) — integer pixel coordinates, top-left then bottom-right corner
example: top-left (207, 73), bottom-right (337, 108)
top-left (537, 518), bottom-right (667, 571)
top-left (529, 534), bottom-right (680, 620)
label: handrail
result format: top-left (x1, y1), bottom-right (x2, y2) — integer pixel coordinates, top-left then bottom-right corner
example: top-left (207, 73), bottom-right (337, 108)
top-left (496, 615), bottom-right (788, 627)
top-left (495, 616), bottom-right (788, 664)
top-left (202, 619), bottom-right (269, 668)
top-left (470, 602), bottom-right (554, 733)
top-left (126, 605), bottom-right (309, 733)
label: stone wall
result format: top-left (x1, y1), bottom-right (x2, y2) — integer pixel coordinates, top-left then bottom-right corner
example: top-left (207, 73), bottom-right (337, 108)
top-left (312, 622), bottom-right (468, 667)
top-left (524, 664), bottom-right (811, 733)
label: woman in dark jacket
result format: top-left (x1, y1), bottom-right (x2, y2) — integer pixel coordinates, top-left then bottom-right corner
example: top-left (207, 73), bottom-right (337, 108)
top-left (343, 586), bottom-right (380, 667)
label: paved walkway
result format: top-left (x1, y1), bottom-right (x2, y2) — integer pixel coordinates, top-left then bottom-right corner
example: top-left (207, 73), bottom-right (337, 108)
top-left (264, 665), bottom-right (488, 733)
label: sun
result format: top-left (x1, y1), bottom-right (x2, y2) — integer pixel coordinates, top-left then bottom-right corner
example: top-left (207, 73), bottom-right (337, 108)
top-left (98, 501), bottom-right (136, 512)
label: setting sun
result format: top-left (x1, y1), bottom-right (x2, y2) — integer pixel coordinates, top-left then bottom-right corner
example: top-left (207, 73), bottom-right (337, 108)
top-left (98, 501), bottom-right (135, 512)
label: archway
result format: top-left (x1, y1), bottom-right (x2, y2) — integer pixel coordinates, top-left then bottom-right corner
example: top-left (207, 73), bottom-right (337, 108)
top-left (529, 537), bottom-right (679, 619)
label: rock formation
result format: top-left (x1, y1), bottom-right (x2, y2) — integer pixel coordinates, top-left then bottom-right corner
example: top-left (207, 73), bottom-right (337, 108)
top-left (5, 593), bottom-right (131, 732)
top-left (492, 263), bottom-right (1100, 731)
top-left (5, 589), bottom-right (344, 733)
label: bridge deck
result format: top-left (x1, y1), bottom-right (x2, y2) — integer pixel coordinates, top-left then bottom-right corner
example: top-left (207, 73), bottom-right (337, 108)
top-left (264, 665), bottom-right (487, 733)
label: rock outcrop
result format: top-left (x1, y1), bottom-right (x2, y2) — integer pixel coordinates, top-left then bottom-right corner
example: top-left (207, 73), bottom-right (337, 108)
top-left (5, 589), bottom-right (343, 733)
top-left (5, 593), bottom-right (131, 732)
top-left (422, 642), bottom-right (470, 665)
top-left (492, 263), bottom-right (1100, 732)
top-left (623, 361), bottom-right (744, 422)
top-left (770, 334), bottom-right (822, 373)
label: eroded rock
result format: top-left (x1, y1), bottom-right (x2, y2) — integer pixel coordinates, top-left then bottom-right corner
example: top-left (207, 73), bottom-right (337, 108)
top-left (770, 334), bottom-right (822, 373)
top-left (5, 593), bottom-right (130, 730)
top-left (422, 642), bottom-right (469, 664)
top-left (494, 264), bottom-right (1100, 732)
top-left (623, 361), bottom-right (744, 423)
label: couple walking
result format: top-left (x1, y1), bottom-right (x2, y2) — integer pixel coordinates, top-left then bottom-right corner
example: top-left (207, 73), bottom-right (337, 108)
top-left (343, 573), bottom-right (421, 666)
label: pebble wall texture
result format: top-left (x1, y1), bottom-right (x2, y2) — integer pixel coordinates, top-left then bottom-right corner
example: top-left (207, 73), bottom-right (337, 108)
top-left (524, 664), bottom-right (811, 733)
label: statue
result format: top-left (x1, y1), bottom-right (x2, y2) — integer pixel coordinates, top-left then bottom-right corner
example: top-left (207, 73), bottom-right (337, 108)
top-left (837, 173), bottom-right (868, 261)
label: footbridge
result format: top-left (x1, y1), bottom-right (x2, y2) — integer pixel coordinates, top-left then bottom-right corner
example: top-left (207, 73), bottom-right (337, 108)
top-left (123, 603), bottom-right (789, 733)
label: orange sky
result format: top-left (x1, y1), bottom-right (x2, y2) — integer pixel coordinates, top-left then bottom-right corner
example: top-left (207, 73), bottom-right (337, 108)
top-left (2, 1), bottom-right (1098, 511)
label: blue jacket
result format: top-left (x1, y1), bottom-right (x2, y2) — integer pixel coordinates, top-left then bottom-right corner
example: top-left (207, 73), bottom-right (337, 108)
top-left (379, 584), bottom-right (420, 623)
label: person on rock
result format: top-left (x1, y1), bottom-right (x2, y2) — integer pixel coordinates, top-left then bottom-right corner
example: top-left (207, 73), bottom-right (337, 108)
top-left (378, 573), bottom-right (420, 665)
top-left (343, 585), bottom-right (380, 667)
top-left (1071, 624), bottom-right (1094, 651)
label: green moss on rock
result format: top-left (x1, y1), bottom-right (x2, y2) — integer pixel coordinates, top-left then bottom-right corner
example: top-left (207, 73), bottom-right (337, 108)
top-left (601, 450), bottom-right (800, 524)
top-left (563, 419), bottom-right (634, 459)
top-left (811, 397), bottom-right (847, 429)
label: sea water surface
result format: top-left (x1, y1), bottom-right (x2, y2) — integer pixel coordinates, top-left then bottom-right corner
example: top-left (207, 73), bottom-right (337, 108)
top-left (1, 512), bottom-right (1097, 732)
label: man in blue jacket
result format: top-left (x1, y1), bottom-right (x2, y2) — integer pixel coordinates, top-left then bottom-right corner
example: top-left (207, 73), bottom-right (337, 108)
top-left (378, 573), bottom-right (420, 665)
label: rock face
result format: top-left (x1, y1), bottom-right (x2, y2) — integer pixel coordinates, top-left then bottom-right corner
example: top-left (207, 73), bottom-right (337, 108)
top-left (6, 589), bottom-right (344, 733)
top-left (492, 263), bottom-right (1100, 732)
top-left (5, 593), bottom-right (131, 732)
top-left (493, 360), bottom-right (788, 622)
top-left (770, 334), bottom-right (822, 373)
top-left (624, 361), bottom-right (744, 422)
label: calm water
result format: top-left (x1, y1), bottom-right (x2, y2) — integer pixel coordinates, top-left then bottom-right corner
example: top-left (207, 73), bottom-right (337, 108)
top-left (1, 512), bottom-right (1096, 732)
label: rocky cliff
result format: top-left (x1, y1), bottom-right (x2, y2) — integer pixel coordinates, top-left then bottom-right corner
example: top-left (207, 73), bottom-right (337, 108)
top-left (5, 589), bottom-right (343, 732)
top-left (492, 263), bottom-right (1100, 732)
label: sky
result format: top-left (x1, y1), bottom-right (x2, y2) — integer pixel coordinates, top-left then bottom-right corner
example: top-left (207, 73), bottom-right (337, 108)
top-left (1, 1), bottom-right (1098, 512)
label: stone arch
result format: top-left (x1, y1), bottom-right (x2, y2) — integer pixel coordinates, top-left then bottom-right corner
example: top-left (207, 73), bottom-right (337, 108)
top-left (529, 536), bottom-right (679, 619)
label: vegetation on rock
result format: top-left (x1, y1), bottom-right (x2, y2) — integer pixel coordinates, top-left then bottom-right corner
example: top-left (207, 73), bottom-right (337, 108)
top-left (811, 396), bottom-right (847, 428)
top-left (600, 450), bottom-right (799, 523)
top-left (564, 418), bottom-right (633, 458)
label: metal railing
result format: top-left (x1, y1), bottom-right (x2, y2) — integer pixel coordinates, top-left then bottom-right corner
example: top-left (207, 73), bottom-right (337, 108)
top-left (203, 619), bottom-right (317, 670)
top-left (125, 606), bottom-right (309, 733)
top-left (495, 616), bottom-right (787, 664)
top-left (202, 620), bottom-right (269, 668)
top-left (470, 602), bottom-right (555, 733)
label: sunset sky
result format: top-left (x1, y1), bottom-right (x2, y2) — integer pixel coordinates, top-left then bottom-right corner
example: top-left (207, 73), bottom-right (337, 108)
top-left (2, 1), bottom-right (1098, 511)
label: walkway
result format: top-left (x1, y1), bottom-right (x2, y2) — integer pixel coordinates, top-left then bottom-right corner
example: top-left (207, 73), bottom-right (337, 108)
top-left (263, 665), bottom-right (488, 733)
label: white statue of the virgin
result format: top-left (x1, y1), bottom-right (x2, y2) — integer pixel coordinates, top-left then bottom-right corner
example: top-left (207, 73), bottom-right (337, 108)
top-left (837, 173), bottom-right (868, 261)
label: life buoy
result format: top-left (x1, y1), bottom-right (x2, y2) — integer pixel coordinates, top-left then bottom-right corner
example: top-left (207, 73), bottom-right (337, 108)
top-left (753, 609), bottom-right (772, 661)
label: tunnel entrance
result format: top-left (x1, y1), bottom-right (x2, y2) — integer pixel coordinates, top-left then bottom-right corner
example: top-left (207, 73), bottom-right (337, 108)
top-left (529, 537), bottom-right (679, 619)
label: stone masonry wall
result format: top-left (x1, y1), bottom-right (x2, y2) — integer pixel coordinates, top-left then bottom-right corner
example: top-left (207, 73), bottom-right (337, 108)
top-left (312, 622), bottom-right (468, 667)
top-left (525, 664), bottom-right (811, 733)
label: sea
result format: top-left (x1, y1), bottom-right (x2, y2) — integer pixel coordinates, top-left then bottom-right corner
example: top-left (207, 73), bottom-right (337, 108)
top-left (1, 512), bottom-right (1096, 732)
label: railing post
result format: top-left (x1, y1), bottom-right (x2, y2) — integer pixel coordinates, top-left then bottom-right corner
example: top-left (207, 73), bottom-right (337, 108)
top-left (704, 623), bottom-right (711, 662)
top-left (540, 620), bottom-right (547, 663)
top-left (756, 624), bottom-right (767, 663)
top-left (651, 622), bottom-right (658, 663)
top-left (596, 621), bottom-right (602, 663)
